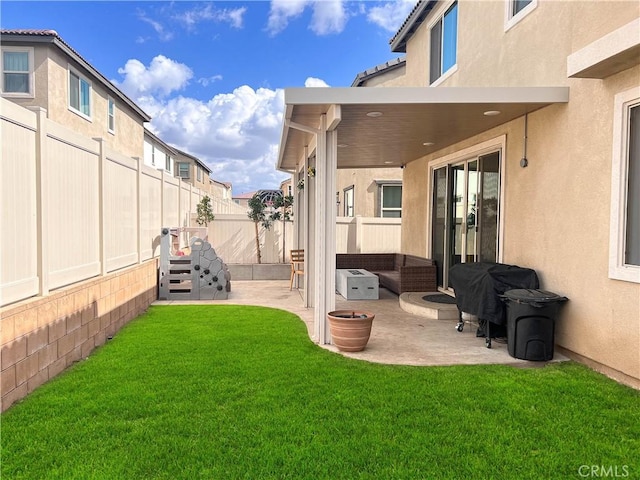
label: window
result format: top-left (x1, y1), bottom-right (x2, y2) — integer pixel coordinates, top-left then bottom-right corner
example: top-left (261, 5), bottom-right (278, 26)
top-left (178, 162), bottom-right (190, 179)
top-left (505, 0), bottom-right (537, 31)
top-left (2, 47), bottom-right (33, 96)
top-left (197, 166), bottom-right (202, 182)
top-left (69, 68), bottom-right (91, 118)
top-left (165, 153), bottom-right (171, 172)
top-left (107, 97), bottom-right (115, 133)
top-left (344, 186), bottom-right (354, 217)
top-left (151, 146), bottom-right (156, 166)
top-left (610, 88), bottom-right (640, 283)
top-left (430, 1), bottom-right (458, 85)
top-left (380, 184), bottom-right (402, 218)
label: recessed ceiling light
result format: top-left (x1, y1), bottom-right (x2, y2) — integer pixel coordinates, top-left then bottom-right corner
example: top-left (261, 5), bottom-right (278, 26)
top-left (423, 142), bottom-right (434, 146)
top-left (483, 110), bottom-right (501, 116)
top-left (366, 111), bottom-right (383, 117)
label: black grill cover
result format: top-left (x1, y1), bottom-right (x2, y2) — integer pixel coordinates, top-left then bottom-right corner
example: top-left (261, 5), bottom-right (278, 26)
top-left (449, 262), bottom-right (539, 325)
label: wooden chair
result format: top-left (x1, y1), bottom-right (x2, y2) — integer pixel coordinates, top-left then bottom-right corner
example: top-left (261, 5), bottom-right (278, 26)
top-left (290, 249), bottom-right (304, 290)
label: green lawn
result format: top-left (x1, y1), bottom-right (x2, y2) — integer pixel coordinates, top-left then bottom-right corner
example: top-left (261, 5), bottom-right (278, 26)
top-left (1, 305), bottom-right (638, 479)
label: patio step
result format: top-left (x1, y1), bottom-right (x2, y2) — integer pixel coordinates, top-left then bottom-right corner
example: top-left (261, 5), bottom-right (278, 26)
top-left (399, 292), bottom-right (460, 320)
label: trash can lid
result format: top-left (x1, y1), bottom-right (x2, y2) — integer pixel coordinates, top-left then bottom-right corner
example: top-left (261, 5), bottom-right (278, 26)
top-left (502, 289), bottom-right (568, 303)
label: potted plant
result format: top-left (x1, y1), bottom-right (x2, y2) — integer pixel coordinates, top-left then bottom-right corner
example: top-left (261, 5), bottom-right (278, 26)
top-left (327, 310), bottom-right (375, 352)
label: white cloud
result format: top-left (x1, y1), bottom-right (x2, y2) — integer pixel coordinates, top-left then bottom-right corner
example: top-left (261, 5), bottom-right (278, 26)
top-left (309, 0), bottom-right (347, 35)
top-left (267, 0), bottom-right (310, 36)
top-left (115, 55), bottom-right (193, 99)
top-left (367, 0), bottom-right (416, 33)
top-left (197, 75), bottom-right (224, 87)
top-left (173, 4), bottom-right (247, 30)
top-left (115, 56), bottom-right (336, 193)
top-left (267, 0), bottom-right (414, 37)
top-left (304, 77), bottom-right (330, 88)
top-left (137, 10), bottom-right (174, 42)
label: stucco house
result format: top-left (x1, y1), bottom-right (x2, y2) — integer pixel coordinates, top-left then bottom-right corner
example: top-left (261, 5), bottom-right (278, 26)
top-left (209, 178), bottom-right (233, 202)
top-left (173, 147), bottom-right (214, 193)
top-left (143, 128), bottom-right (176, 175)
top-left (0, 29), bottom-right (150, 159)
top-left (277, 0), bottom-right (639, 387)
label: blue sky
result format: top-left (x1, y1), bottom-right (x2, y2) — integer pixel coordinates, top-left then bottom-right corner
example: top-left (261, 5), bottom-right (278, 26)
top-left (0, 1), bottom-right (416, 194)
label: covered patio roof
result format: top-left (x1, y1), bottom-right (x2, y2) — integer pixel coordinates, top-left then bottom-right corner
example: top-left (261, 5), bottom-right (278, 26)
top-left (276, 85), bottom-right (570, 346)
top-left (277, 86), bottom-right (570, 171)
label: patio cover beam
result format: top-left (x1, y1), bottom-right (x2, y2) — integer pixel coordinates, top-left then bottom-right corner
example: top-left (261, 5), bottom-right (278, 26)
top-left (277, 86), bottom-right (570, 171)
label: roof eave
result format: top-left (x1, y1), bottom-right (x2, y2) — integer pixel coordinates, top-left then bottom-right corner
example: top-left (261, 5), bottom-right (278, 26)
top-left (1, 31), bottom-right (151, 122)
top-left (389, 0), bottom-right (437, 53)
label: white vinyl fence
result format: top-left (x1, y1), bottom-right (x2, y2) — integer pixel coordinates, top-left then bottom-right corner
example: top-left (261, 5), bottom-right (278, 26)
top-left (206, 215), bottom-right (401, 264)
top-left (1, 99), bottom-right (402, 306)
top-left (0, 99), bottom-right (235, 307)
top-left (336, 216), bottom-right (401, 254)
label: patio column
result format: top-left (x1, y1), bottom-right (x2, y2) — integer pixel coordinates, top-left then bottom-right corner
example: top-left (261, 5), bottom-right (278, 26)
top-left (314, 111), bottom-right (339, 345)
top-left (302, 147), bottom-right (310, 308)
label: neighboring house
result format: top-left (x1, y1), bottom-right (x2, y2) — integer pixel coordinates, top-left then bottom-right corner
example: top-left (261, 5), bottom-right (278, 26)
top-left (174, 148), bottom-right (212, 193)
top-left (277, 1), bottom-right (640, 387)
top-left (0, 29), bottom-right (150, 159)
top-left (233, 191), bottom-right (257, 209)
top-left (210, 179), bottom-right (233, 201)
top-left (280, 178), bottom-right (293, 198)
top-left (351, 56), bottom-right (407, 88)
top-left (144, 128), bottom-right (176, 175)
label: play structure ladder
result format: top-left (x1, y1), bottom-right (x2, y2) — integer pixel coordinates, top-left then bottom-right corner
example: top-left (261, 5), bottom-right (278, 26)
top-left (158, 227), bottom-right (230, 300)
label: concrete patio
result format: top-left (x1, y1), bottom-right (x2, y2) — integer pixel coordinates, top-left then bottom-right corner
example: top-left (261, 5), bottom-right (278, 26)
top-left (153, 280), bottom-right (569, 368)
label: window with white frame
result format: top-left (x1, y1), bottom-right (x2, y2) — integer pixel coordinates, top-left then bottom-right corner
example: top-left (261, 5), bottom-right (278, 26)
top-left (178, 162), bottom-right (190, 179)
top-left (609, 88), bottom-right (640, 283)
top-left (505, 0), bottom-right (537, 31)
top-left (1, 47), bottom-right (33, 96)
top-left (197, 166), bottom-right (202, 182)
top-left (380, 183), bottom-right (402, 218)
top-left (429, 1), bottom-right (458, 85)
top-left (165, 153), bottom-right (171, 172)
top-left (107, 96), bottom-right (115, 133)
top-left (69, 68), bottom-right (91, 118)
top-left (344, 186), bottom-right (354, 217)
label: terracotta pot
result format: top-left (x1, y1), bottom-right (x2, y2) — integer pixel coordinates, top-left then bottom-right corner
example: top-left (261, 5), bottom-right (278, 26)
top-left (327, 310), bottom-right (375, 352)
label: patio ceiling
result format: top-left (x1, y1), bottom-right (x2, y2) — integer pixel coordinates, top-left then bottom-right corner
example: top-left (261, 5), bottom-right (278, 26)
top-left (277, 86), bottom-right (570, 171)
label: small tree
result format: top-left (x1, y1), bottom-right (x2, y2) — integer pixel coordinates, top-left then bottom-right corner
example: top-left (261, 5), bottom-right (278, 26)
top-left (196, 195), bottom-right (215, 226)
top-left (270, 194), bottom-right (294, 263)
top-left (247, 193), bottom-right (272, 264)
top-left (248, 190), bottom-right (294, 264)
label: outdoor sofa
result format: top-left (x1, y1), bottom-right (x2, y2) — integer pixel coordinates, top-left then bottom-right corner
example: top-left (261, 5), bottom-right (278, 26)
top-left (336, 253), bottom-right (437, 295)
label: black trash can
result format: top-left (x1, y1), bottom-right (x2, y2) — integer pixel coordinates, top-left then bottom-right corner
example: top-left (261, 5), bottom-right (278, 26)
top-left (502, 289), bottom-right (568, 361)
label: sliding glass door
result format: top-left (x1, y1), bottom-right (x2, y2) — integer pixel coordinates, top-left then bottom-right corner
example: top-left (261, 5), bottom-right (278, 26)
top-left (431, 151), bottom-right (501, 289)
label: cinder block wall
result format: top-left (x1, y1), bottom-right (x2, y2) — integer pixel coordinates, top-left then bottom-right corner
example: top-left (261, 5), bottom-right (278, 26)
top-left (1, 260), bottom-right (158, 411)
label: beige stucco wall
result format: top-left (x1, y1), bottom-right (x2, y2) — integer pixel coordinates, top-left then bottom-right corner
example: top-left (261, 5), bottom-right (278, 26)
top-left (44, 46), bottom-right (145, 159)
top-left (360, 64), bottom-right (408, 87)
top-left (401, 68), bottom-right (640, 386)
top-left (2, 41), bottom-right (145, 160)
top-left (399, 1), bottom-right (639, 385)
top-left (403, 1), bottom-right (638, 88)
top-left (337, 168), bottom-right (402, 217)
